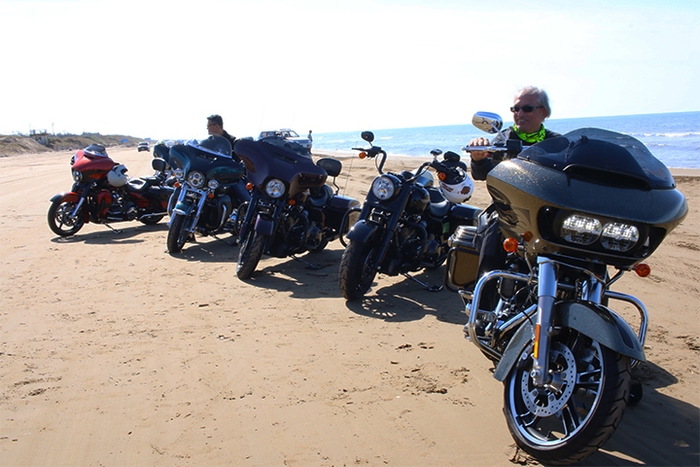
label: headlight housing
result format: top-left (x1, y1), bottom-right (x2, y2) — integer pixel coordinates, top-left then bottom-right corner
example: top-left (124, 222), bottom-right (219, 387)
top-left (371, 175), bottom-right (397, 201)
top-left (265, 179), bottom-right (285, 198)
top-left (72, 170), bottom-right (82, 182)
top-left (187, 171), bottom-right (206, 189)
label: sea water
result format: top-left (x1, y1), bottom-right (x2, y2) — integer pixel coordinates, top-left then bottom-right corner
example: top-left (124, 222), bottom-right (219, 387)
top-left (312, 111), bottom-right (699, 169)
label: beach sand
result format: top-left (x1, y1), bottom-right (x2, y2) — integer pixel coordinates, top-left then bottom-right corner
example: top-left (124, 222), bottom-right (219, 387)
top-left (1, 147), bottom-right (698, 466)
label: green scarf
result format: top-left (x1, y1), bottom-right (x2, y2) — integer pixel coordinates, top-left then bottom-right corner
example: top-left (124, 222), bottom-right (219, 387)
top-left (512, 124), bottom-right (546, 143)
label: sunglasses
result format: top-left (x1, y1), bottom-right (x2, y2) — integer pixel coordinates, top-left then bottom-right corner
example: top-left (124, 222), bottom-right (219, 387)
top-left (510, 105), bottom-right (543, 113)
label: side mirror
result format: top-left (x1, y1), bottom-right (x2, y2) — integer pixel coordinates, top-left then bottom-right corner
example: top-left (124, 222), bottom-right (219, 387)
top-left (472, 112), bottom-right (503, 135)
top-left (361, 131), bottom-right (375, 143)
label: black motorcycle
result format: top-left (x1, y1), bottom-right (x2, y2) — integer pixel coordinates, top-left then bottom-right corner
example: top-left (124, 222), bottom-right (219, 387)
top-left (445, 112), bottom-right (688, 464)
top-left (233, 137), bottom-right (360, 280)
top-left (338, 131), bottom-right (479, 301)
top-left (166, 135), bottom-right (248, 253)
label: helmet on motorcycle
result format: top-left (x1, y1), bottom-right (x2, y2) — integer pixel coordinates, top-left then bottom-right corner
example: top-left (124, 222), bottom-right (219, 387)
top-left (439, 169), bottom-right (474, 204)
top-left (84, 144), bottom-right (108, 158)
top-left (107, 164), bottom-right (129, 187)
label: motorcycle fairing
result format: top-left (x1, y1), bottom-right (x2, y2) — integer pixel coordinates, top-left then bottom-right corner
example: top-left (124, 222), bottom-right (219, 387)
top-left (493, 300), bottom-right (645, 382)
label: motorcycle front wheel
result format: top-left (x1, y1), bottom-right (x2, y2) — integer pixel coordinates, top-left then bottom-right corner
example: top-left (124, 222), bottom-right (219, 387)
top-left (236, 229), bottom-right (266, 279)
top-left (166, 213), bottom-right (191, 253)
top-left (338, 239), bottom-right (379, 301)
top-left (503, 333), bottom-right (631, 465)
top-left (48, 198), bottom-right (85, 236)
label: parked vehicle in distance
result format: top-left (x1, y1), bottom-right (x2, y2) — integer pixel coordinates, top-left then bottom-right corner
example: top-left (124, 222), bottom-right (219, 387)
top-left (258, 129), bottom-right (312, 150)
top-left (137, 141), bottom-right (150, 152)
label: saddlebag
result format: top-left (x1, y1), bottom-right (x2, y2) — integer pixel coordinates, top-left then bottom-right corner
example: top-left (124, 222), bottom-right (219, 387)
top-left (325, 195), bottom-right (361, 231)
top-left (445, 225), bottom-right (482, 291)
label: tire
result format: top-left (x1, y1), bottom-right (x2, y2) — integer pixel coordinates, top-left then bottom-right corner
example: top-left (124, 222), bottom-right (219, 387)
top-left (140, 214), bottom-right (164, 225)
top-left (338, 239), bottom-right (379, 301)
top-left (166, 213), bottom-right (191, 253)
top-left (236, 229), bottom-right (266, 279)
top-left (48, 198), bottom-right (85, 236)
top-left (503, 332), bottom-right (631, 465)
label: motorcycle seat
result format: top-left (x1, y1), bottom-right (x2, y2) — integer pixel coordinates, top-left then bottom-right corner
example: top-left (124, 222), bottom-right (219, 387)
top-left (127, 176), bottom-right (161, 192)
top-left (427, 187), bottom-right (450, 217)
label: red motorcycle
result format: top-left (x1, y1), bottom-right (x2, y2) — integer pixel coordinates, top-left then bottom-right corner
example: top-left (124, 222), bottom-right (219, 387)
top-left (48, 144), bottom-right (174, 236)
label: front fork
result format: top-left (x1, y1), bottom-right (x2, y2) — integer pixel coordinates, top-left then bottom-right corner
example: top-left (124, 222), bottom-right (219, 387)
top-left (531, 258), bottom-right (557, 387)
top-left (172, 186), bottom-right (207, 233)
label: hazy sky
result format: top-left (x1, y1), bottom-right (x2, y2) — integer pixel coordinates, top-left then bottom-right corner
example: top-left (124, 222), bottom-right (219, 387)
top-left (1, 0), bottom-right (698, 140)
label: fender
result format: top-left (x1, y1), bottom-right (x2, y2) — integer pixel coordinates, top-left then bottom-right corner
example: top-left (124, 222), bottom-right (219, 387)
top-left (50, 192), bottom-right (80, 203)
top-left (254, 213), bottom-right (275, 236)
top-left (493, 301), bottom-right (645, 382)
top-left (172, 200), bottom-right (195, 217)
top-left (345, 219), bottom-right (379, 243)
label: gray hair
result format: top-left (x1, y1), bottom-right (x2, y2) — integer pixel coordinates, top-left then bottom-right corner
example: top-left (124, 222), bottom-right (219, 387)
top-left (516, 86), bottom-right (552, 118)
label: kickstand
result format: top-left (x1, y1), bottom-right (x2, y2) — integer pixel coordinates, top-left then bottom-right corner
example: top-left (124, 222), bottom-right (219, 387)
top-left (402, 272), bottom-right (443, 292)
top-left (104, 223), bottom-right (123, 234)
top-left (291, 255), bottom-right (322, 270)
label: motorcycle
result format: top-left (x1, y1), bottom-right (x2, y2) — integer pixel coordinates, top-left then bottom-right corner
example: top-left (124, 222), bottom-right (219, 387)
top-left (444, 112), bottom-right (688, 464)
top-left (338, 131), bottom-right (479, 301)
top-left (165, 135), bottom-right (248, 253)
top-left (48, 144), bottom-right (174, 237)
top-left (233, 137), bottom-right (360, 280)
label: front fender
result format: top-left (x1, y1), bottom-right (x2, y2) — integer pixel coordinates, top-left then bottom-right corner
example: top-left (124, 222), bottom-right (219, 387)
top-left (254, 214), bottom-right (275, 236)
top-left (493, 301), bottom-right (645, 382)
top-left (172, 200), bottom-right (195, 217)
top-left (345, 219), bottom-right (379, 244)
top-left (50, 192), bottom-right (80, 203)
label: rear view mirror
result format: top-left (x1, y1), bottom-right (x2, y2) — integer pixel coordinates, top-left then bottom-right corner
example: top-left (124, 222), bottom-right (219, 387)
top-left (361, 131), bottom-right (375, 143)
top-left (472, 112), bottom-right (503, 135)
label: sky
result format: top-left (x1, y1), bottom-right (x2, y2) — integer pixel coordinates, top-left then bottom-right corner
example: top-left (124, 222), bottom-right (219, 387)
top-left (1, 0), bottom-right (698, 141)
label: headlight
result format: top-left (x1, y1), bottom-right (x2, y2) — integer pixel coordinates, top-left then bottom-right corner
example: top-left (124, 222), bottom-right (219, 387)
top-left (187, 171), bottom-right (206, 188)
top-left (265, 179), bottom-right (285, 198)
top-left (561, 214), bottom-right (602, 245)
top-left (601, 222), bottom-right (639, 252)
top-left (208, 180), bottom-right (220, 190)
top-left (173, 168), bottom-right (184, 180)
top-left (72, 170), bottom-right (82, 182)
top-left (371, 175), bottom-right (397, 200)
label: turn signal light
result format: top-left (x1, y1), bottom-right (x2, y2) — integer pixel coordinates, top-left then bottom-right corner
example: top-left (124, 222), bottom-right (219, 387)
top-left (634, 263), bottom-right (651, 277)
top-left (207, 192), bottom-right (215, 199)
top-left (522, 231), bottom-right (534, 242)
top-left (503, 237), bottom-right (519, 253)
top-left (288, 199), bottom-right (296, 206)
top-left (246, 182), bottom-right (254, 191)
top-left (438, 172), bottom-right (446, 181)
top-left (359, 151), bottom-right (367, 159)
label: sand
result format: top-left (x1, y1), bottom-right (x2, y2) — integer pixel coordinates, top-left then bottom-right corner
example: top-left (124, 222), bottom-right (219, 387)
top-left (1, 147), bottom-right (698, 466)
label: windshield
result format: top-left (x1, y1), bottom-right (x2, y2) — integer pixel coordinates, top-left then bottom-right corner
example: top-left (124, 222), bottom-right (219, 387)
top-left (519, 128), bottom-right (675, 189)
top-left (186, 135), bottom-right (232, 157)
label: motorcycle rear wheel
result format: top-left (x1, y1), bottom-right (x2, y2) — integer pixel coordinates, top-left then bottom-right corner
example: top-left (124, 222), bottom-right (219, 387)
top-left (166, 213), bottom-right (191, 253)
top-left (338, 239), bottom-right (379, 301)
top-left (503, 333), bottom-right (631, 465)
top-left (48, 199), bottom-right (85, 236)
top-left (236, 230), bottom-right (266, 279)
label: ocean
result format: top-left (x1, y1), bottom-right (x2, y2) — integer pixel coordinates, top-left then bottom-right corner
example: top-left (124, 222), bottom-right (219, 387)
top-left (312, 111), bottom-right (700, 169)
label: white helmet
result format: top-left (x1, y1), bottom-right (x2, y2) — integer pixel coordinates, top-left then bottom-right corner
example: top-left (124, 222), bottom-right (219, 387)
top-left (439, 168), bottom-right (474, 204)
top-left (107, 164), bottom-right (129, 187)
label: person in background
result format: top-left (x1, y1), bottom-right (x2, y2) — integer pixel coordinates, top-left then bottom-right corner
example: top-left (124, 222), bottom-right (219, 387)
top-left (467, 86), bottom-right (560, 180)
top-left (206, 114), bottom-right (239, 160)
top-left (205, 114), bottom-right (249, 203)
top-left (308, 130), bottom-right (313, 147)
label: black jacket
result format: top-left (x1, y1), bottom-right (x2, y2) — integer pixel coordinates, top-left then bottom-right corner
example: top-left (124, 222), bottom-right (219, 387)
top-left (470, 126), bottom-right (560, 181)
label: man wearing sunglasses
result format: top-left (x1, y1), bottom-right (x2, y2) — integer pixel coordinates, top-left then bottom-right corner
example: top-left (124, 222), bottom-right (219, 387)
top-left (468, 86), bottom-right (559, 180)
